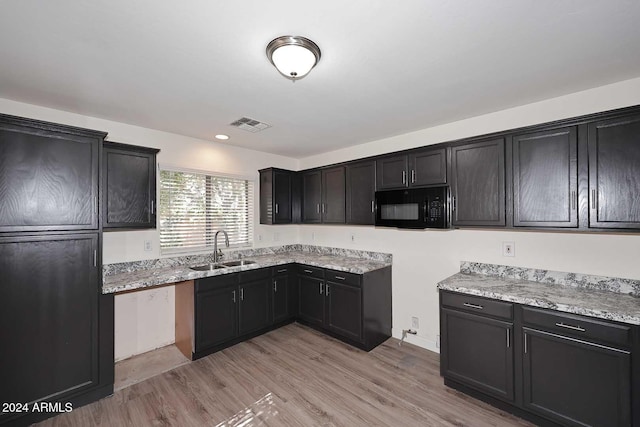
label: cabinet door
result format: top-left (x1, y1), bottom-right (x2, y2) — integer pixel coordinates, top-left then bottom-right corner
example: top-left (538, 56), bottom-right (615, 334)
top-left (274, 170), bottom-right (292, 223)
top-left (272, 274), bottom-right (290, 324)
top-left (346, 161), bottom-right (376, 225)
top-left (196, 286), bottom-right (237, 351)
top-left (0, 234), bottom-right (99, 408)
top-left (588, 113), bottom-right (640, 229)
top-left (259, 170), bottom-right (274, 224)
top-left (238, 279), bottom-right (271, 335)
top-left (451, 138), bottom-right (506, 226)
top-left (376, 154), bottom-right (408, 190)
top-left (409, 147), bottom-right (447, 186)
top-left (321, 166), bottom-right (346, 223)
top-left (523, 328), bottom-right (631, 427)
top-left (326, 281), bottom-right (362, 342)
top-left (302, 170), bottom-right (322, 223)
top-left (513, 127), bottom-right (578, 227)
top-left (298, 275), bottom-right (325, 326)
top-left (0, 127), bottom-right (99, 232)
top-left (103, 144), bottom-right (157, 229)
top-left (441, 309), bottom-right (514, 402)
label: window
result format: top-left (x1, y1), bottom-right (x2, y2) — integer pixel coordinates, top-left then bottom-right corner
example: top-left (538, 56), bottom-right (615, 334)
top-left (159, 168), bottom-right (254, 253)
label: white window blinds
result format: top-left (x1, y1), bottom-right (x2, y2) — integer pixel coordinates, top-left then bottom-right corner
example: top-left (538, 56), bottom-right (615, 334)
top-left (159, 169), bottom-right (254, 253)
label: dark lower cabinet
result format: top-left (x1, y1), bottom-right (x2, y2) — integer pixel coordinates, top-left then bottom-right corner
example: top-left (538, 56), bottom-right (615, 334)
top-left (326, 280), bottom-right (362, 342)
top-left (298, 267), bottom-right (391, 351)
top-left (272, 265), bottom-right (296, 324)
top-left (103, 141), bottom-right (159, 230)
top-left (441, 309), bottom-right (514, 402)
top-left (522, 327), bottom-right (631, 427)
top-left (440, 290), bottom-right (637, 427)
top-left (0, 234), bottom-right (113, 426)
top-left (238, 278), bottom-right (270, 336)
top-left (298, 274), bottom-right (325, 327)
top-left (195, 284), bottom-right (238, 352)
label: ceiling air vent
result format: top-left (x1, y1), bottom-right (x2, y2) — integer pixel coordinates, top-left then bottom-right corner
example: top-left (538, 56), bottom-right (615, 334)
top-left (230, 117), bottom-right (272, 133)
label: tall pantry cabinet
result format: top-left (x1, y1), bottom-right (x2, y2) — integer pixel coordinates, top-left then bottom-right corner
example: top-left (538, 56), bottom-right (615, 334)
top-left (0, 114), bottom-right (114, 427)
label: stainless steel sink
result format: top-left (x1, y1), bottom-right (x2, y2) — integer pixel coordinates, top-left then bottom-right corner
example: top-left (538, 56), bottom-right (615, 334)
top-left (221, 260), bottom-right (256, 267)
top-left (190, 264), bottom-right (227, 271)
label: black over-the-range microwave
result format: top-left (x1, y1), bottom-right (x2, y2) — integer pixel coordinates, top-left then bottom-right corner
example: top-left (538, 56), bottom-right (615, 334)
top-left (374, 186), bottom-right (450, 229)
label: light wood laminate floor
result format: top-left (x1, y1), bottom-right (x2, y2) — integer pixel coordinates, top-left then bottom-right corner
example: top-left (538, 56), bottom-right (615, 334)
top-left (36, 323), bottom-right (533, 426)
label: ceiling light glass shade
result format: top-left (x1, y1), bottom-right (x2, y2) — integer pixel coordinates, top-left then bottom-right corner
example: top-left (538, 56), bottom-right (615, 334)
top-left (267, 36), bottom-right (321, 80)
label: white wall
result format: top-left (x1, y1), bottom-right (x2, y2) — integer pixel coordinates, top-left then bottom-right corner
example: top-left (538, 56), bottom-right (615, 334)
top-left (299, 77), bottom-right (640, 352)
top-left (0, 98), bottom-right (300, 360)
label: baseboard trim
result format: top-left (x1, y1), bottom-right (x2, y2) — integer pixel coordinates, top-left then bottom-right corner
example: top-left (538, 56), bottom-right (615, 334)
top-left (392, 328), bottom-right (440, 354)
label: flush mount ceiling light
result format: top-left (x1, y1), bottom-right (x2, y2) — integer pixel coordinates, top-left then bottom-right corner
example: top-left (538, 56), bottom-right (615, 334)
top-left (266, 36), bottom-right (321, 80)
top-left (214, 134), bottom-right (229, 140)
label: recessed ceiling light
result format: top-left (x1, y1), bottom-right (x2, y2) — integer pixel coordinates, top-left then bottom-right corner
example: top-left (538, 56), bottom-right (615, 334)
top-left (215, 134), bottom-right (230, 140)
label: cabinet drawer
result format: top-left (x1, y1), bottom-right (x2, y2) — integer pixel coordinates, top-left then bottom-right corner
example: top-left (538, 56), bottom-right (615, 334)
top-left (298, 265), bottom-right (324, 279)
top-left (272, 265), bottom-right (292, 276)
top-left (325, 270), bottom-right (360, 287)
top-left (441, 292), bottom-right (513, 320)
top-left (238, 267), bottom-right (270, 283)
top-left (196, 273), bottom-right (238, 293)
top-left (522, 307), bottom-right (631, 348)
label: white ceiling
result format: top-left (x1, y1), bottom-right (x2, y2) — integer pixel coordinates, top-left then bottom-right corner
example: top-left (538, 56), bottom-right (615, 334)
top-left (1, 1), bottom-right (639, 158)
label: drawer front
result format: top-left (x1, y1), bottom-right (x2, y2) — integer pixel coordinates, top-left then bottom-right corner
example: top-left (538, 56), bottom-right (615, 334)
top-left (272, 264), bottom-right (292, 276)
top-left (196, 273), bottom-right (238, 293)
top-left (238, 267), bottom-right (270, 283)
top-left (441, 291), bottom-right (513, 320)
top-left (325, 269), bottom-right (360, 287)
top-left (298, 265), bottom-right (324, 279)
top-left (522, 307), bottom-right (631, 348)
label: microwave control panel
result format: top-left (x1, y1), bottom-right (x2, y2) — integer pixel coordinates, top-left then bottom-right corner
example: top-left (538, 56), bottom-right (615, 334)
top-left (425, 196), bottom-right (446, 227)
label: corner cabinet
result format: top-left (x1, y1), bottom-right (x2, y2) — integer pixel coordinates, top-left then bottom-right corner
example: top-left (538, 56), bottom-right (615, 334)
top-left (451, 138), bottom-right (506, 227)
top-left (588, 113), bottom-right (640, 229)
top-left (259, 168), bottom-right (299, 224)
top-left (440, 290), bottom-right (638, 427)
top-left (103, 141), bottom-right (159, 230)
top-left (297, 266), bottom-right (391, 351)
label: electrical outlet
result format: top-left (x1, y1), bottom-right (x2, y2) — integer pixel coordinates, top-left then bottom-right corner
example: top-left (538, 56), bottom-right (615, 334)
top-left (350, 234), bottom-right (356, 243)
top-left (502, 241), bottom-right (515, 257)
top-left (436, 334), bottom-right (441, 348)
top-left (273, 232), bottom-right (280, 242)
top-left (144, 240), bottom-right (152, 252)
top-left (257, 234), bottom-right (263, 241)
top-left (311, 232), bottom-right (315, 241)
top-left (411, 316), bottom-right (419, 329)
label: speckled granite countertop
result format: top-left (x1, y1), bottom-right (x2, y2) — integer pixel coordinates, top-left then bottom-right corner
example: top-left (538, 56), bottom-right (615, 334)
top-left (103, 245), bottom-right (392, 294)
top-left (437, 262), bottom-right (640, 325)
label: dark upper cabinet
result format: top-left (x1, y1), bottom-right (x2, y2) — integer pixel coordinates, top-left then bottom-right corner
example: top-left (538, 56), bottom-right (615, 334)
top-left (376, 148), bottom-right (447, 190)
top-left (376, 154), bottom-right (408, 190)
top-left (346, 160), bottom-right (376, 225)
top-left (588, 113), bottom-right (640, 229)
top-left (409, 148), bottom-right (447, 187)
top-left (522, 327), bottom-right (630, 426)
top-left (103, 142), bottom-right (159, 230)
top-left (451, 138), bottom-right (506, 227)
top-left (321, 166), bottom-right (346, 223)
top-left (0, 233), bottom-right (100, 410)
top-left (512, 127), bottom-right (578, 228)
top-left (260, 168), bottom-right (298, 224)
top-left (302, 167), bottom-right (346, 224)
top-left (0, 114), bottom-right (102, 232)
top-left (302, 170), bottom-right (322, 223)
